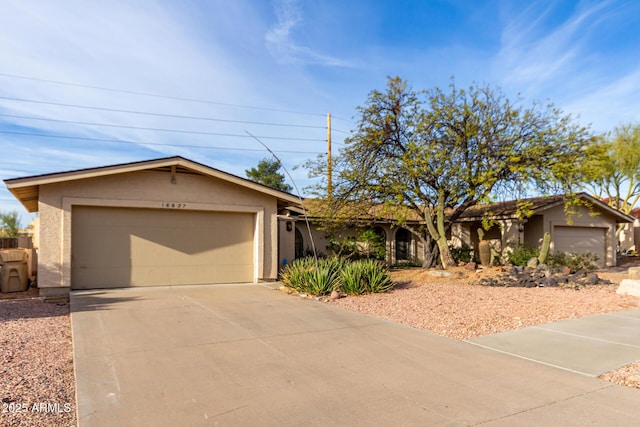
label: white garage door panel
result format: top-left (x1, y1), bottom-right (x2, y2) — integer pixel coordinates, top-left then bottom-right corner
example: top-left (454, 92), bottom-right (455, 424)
top-left (72, 206), bottom-right (255, 289)
top-left (553, 226), bottom-right (605, 267)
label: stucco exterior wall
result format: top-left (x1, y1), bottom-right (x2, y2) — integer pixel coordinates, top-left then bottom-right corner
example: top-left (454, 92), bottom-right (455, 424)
top-left (38, 170), bottom-right (279, 291)
top-left (618, 221), bottom-right (636, 251)
top-left (278, 217), bottom-right (296, 271)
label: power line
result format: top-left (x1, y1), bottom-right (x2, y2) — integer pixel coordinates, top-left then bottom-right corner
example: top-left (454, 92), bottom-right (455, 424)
top-left (0, 113), bottom-right (325, 141)
top-left (332, 127), bottom-right (350, 135)
top-left (0, 96), bottom-right (325, 129)
top-left (0, 71), bottom-right (327, 117)
top-left (0, 130), bottom-right (324, 154)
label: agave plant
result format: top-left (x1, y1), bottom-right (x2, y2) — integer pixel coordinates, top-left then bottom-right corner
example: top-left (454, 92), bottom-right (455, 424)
top-left (339, 259), bottom-right (393, 295)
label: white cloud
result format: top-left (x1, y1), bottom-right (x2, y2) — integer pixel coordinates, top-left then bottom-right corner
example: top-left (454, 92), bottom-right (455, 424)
top-left (561, 66), bottom-right (640, 131)
top-left (496, 1), bottom-right (612, 88)
top-left (265, 0), bottom-right (354, 67)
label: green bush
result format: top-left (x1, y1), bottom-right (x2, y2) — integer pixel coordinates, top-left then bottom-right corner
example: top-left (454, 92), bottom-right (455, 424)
top-left (450, 245), bottom-right (473, 263)
top-left (507, 245), bottom-right (539, 266)
top-left (548, 252), bottom-right (599, 271)
top-left (281, 257), bottom-right (393, 296)
top-left (340, 259), bottom-right (393, 295)
top-left (391, 261), bottom-right (422, 268)
top-left (281, 257), bottom-right (345, 295)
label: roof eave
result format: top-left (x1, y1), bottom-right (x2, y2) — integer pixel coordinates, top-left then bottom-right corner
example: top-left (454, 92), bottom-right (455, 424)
top-left (3, 156), bottom-right (302, 212)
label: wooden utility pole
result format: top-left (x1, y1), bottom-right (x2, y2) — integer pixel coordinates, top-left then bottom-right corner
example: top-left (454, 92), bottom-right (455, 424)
top-left (327, 113), bottom-right (332, 199)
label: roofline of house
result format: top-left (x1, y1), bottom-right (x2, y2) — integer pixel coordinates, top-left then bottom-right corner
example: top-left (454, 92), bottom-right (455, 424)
top-left (4, 156), bottom-right (302, 213)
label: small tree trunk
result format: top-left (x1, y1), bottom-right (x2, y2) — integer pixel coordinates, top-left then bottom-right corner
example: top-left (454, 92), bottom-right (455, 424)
top-left (420, 235), bottom-right (439, 268)
top-left (436, 236), bottom-right (456, 268)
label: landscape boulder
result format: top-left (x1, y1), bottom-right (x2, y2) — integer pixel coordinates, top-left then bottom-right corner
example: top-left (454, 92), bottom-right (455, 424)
top-left (617, 280), bottom-right (640, 297)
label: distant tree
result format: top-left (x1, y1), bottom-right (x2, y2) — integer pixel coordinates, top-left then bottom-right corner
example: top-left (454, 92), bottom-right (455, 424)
top-left (581, 123), bottom-right (640, 238)
top-left (582, 123), bottom-right (640, 215)
top-left (0, 210), bottom-right (21, 238)
top-left (245, 158), bottom-right (293, 192)
top-left (308, 77), bottom-right (593, 268)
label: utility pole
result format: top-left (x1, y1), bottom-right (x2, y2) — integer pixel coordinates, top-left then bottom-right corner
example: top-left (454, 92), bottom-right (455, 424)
top-left (327, 113), bottom-right (332, 199)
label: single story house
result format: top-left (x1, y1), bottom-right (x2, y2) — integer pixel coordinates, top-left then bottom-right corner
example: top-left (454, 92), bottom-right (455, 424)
top-left (4, 157), bottom-right (634, 295)
top-left (293, 193), bottom-right (634, 268)
top-left (4, 156), bottom-right (302, 295)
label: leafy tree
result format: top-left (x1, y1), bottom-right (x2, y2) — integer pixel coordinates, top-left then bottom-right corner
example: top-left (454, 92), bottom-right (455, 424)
top-left (245, 158), bottom-right (293, 192)
top-left (0, 210), bottom-right (21, 238)
top-left (309, 77), bottom-right (592, 268)
top-left (582, 123), bottom-right (640, 225)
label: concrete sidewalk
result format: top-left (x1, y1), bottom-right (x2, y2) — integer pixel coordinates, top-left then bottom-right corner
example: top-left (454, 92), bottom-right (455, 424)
top-left (71, 285), bottom-right (640, 426)
top-left (468, 310), bottom-right (640, 377)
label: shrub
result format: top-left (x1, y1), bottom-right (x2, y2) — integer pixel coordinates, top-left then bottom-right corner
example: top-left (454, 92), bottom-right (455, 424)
top-left (507, 245), bottom-right (539, 266)
top-left (281, 257), bottom-right (393, 296)
top-left (450, 245), bottom-right (473, 263)
top-left (281, 257), bottom-right (345, 295)
top-left (391, 261), bottom-right (422, 268)
top-left (548, 252), bottom-right (599, 271)
top-left (340, 259), bottom-right (393, 295)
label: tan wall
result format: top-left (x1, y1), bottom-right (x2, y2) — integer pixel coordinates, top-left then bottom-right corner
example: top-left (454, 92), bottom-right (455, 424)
top-left (278, 217), bottom-right (296, 271)
top-left (618, 222), bottom-right (635, 251)
top-left (524, 215), bottom-right (544, 248)
top-left (38, 170), bottom-right (279, 291)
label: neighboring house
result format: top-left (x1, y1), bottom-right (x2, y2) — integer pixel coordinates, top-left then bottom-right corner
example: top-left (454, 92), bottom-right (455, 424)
top-left (293, 193), bottom-right (634, 268)
top-left (451, 193), bottom-right (634, 268)
top-left (4, 156), bottom-right (301, 295)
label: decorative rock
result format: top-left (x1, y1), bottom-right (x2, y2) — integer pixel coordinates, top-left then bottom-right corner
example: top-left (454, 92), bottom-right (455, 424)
top-left (629, 267), bottom-right (640, 280)
top-left (464, 262), bottom-right (477, 270)
top-left (585, 273), bottom-right (600, 286)
top-left (330, 290), bottom-right (341, 300)
top-left (428, 270), bottom-right (452, 278)
top-left (526, 257), bottom-right (539, 268)
top-left (559, 266), bottom-right (571, 276)
top-left (617, 279), bottom-right (640, 297)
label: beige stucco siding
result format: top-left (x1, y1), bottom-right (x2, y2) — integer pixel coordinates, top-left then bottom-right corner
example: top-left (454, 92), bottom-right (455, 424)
top-left (38, 170), bottom-right (279, 290)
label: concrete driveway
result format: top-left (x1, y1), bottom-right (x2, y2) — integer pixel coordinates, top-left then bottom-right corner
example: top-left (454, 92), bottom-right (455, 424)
top-left (71, 285), bottom-right (640, 426)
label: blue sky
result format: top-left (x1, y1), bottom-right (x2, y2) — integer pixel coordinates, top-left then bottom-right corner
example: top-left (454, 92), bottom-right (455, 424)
top-left (1, 0), bottom-right (639, 224)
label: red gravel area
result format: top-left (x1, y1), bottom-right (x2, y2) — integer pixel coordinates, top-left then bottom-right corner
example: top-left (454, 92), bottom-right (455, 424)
top-left (328, 266), bottom-right (640, 389)
top-left (330, 267), bottom-right (640, 340)
top-left (0, 298), bottom-right (76, 427)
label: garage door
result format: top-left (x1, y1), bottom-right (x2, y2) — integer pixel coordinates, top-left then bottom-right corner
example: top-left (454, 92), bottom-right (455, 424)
top-left (71, 206), bottom-right (255, 289)
top-left (553, 226), bottom-right (605, 267)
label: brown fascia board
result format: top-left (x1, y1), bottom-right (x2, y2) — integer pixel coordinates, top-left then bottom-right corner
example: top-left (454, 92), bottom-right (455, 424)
top-left (4, 156), bottom-right (301, 209)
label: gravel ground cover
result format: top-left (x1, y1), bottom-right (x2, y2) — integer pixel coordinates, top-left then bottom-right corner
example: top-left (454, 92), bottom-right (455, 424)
top-left (0, 297), bottom-right (75, 427)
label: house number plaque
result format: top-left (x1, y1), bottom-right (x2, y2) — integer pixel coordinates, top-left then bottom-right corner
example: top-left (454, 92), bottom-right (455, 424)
top-left (161, 202), bottom-right (187, 209)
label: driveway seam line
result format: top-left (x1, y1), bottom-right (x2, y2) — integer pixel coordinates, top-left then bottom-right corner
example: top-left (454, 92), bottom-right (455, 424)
top-left (465, 340), bottom-right (595, 377)
top-left (531, 325), bottom-right (640, 349)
